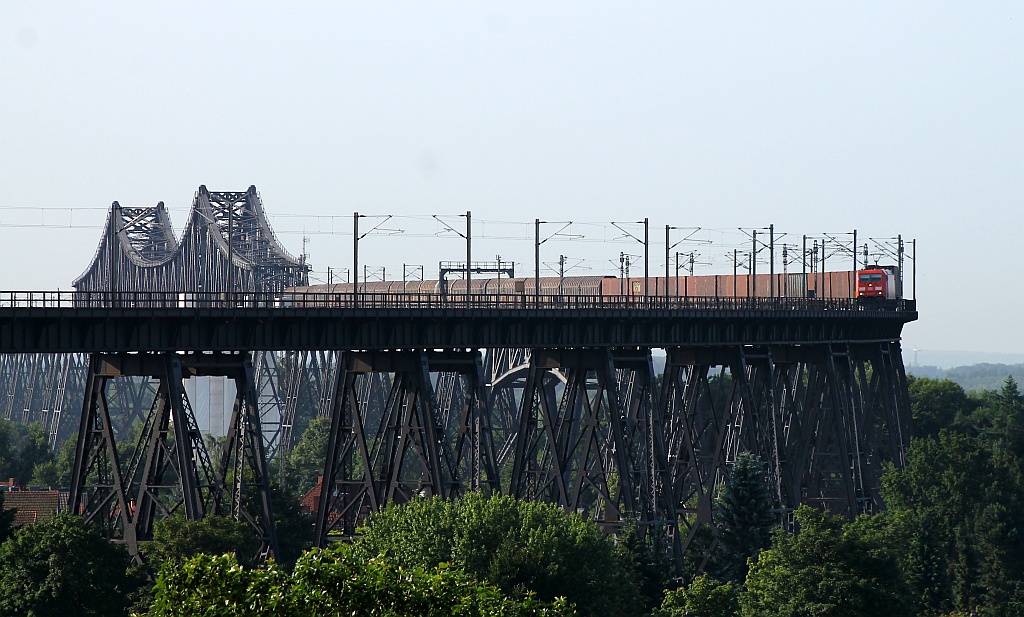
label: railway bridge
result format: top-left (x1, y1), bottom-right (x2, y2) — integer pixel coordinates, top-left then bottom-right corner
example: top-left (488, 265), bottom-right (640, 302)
top-left (0, 186), bottom-right (918, 567)
top-left (0, 290), bottom-right (916, 565)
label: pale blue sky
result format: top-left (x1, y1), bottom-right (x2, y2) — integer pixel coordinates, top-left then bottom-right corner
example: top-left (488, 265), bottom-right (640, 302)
top-left (1, 3), bottom-right (1021, 355)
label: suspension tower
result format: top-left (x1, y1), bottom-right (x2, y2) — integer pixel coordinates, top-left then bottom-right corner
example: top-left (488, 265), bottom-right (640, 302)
top-left (63, 185), bottom-right (307, 559)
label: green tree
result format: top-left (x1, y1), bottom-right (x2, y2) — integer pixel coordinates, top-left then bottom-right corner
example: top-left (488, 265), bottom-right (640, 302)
top-left (286, 416), bottom-right (331, 494)
top-left (53, 435), bottom-right (77, 486)
top-left (882, 430), bottom-right (1024, 614)
top-left (269, 482), bottom-right (314, 568)
top-left (0, 491), bottom-right (15, 543)
top-left (741, 506), bottom-right (909, 617)
top-left (148, 552), bottom-right (293, 617)
top-left (292, 545), bottom-right (575, 617)
top-left (147, 545), bottom-right (575, 617)
top-left (654, 574), bottom-right (738, 617)
top-left (354, 492), bottom-right (640, 617)
top-left (616, 523), bottom-right (673, 613)
top-left (18, 422), bottom-right (55, 484)
top-left (907, 376), bottom-right (973, 438)
top-left (0, 513), bottom-right (145, 617)
top-left (0, 420), bottom-right (58, 485)
top-left (713, 452), bottom-right (777, 582)
top-left (29, 460), bottom-right (59, 486)
top-left (969, 377), bottom-right (1024, 466)
top-left (146, 514), bottom-right (261, 571)
top-left (0, 418), bottom-right (16, 480)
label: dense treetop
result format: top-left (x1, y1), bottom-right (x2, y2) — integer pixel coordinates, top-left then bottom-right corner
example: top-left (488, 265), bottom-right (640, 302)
top-left (354, 492), bottom-right (641, 617)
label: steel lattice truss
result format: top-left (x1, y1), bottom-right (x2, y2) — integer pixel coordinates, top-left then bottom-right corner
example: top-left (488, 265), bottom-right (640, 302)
top-left (0, 352), bottom-right (87, 447)
top-left (5, 186), bottom-right (305, 560)
top-left (20, 185), bottom-right (306, 441)
top-left (2, 186), bottom-right (309, 452)
top-left (69, 353), bottom-right (277, 560)
top-left (311, 341), bottom-right (911, 572)
top-left (73, 185), bottom-right (307, 296)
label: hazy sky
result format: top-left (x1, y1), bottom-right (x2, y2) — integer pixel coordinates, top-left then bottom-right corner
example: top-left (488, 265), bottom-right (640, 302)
top-left (1, 3), bottom-right (1021, 355)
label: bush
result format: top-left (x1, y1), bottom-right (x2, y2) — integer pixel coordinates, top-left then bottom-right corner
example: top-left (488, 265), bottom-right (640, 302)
top-left (353, 492), bottom-right (641, 616)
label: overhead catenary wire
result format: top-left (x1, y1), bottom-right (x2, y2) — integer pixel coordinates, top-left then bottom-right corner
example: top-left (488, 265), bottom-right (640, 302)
top-left (1, 203), bottom-right (909, 287)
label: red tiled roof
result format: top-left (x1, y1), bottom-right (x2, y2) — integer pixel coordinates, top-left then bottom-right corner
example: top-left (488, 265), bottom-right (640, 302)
top-left (301, 482), bottom-right (322, 515)
top-left (2, 490), bottom-right (69, 526)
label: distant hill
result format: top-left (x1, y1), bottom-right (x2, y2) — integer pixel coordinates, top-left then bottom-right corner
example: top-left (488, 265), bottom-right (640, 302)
top-left (907, 349), bottom-right (1024, 369)
top-left (906, 363), bottom-right (1024, 393)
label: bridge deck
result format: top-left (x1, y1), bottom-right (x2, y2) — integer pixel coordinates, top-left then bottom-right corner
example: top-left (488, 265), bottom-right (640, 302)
top-left (0, 291), bottom-right (917, 353)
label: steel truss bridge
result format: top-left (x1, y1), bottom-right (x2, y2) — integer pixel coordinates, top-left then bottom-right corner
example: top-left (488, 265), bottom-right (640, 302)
top-left (0, 186), bottom-right (918, 568)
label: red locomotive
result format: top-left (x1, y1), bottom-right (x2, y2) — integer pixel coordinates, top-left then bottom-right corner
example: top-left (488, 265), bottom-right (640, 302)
top-left (856, 266), bottom-right (901, 300)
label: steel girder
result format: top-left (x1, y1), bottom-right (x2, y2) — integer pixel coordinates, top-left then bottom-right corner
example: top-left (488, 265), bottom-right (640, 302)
top-left (0, 302), bottom-right (917, 354)
top-left (504, 348), bottom-right (679, 557)
top-left (48, 186), bottom-right (309, 460)
top-left (484, 348), bottom-right (567, 469)
top-left (2, 200), bottom-right (181, 452)
top-left (431, 352), bottom-right (500, 495)
top-left (270, 349), bottom-right (345, 457)
top-left (660, 342), bottom-right (911, 559)
top-left (0, 352), bottom-right (87, 448)
top-left (68, 352), bottom-right (277, 561)
top-left (4, 186), bottom-right (310, 466)
top-left (215, 354), bottom-right (279, 560)
top-left (54, 338), bottom-right (909, 570)
top-left (314, 350), bottom-right (500, 542)
top-left (253, 350), bottom-right (288, 461)
top-left (72, 186), bottom-right (307, 297)
top-left (305, 341), bottom-right (910, 570)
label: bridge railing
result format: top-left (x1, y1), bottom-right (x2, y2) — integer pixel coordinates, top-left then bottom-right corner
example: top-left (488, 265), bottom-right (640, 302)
top-left (0, 290), bottom-right (916, 313)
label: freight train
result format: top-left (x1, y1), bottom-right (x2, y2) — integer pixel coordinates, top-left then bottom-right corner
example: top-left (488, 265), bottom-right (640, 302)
top-left (287, 268), bottom-right (901, 301)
